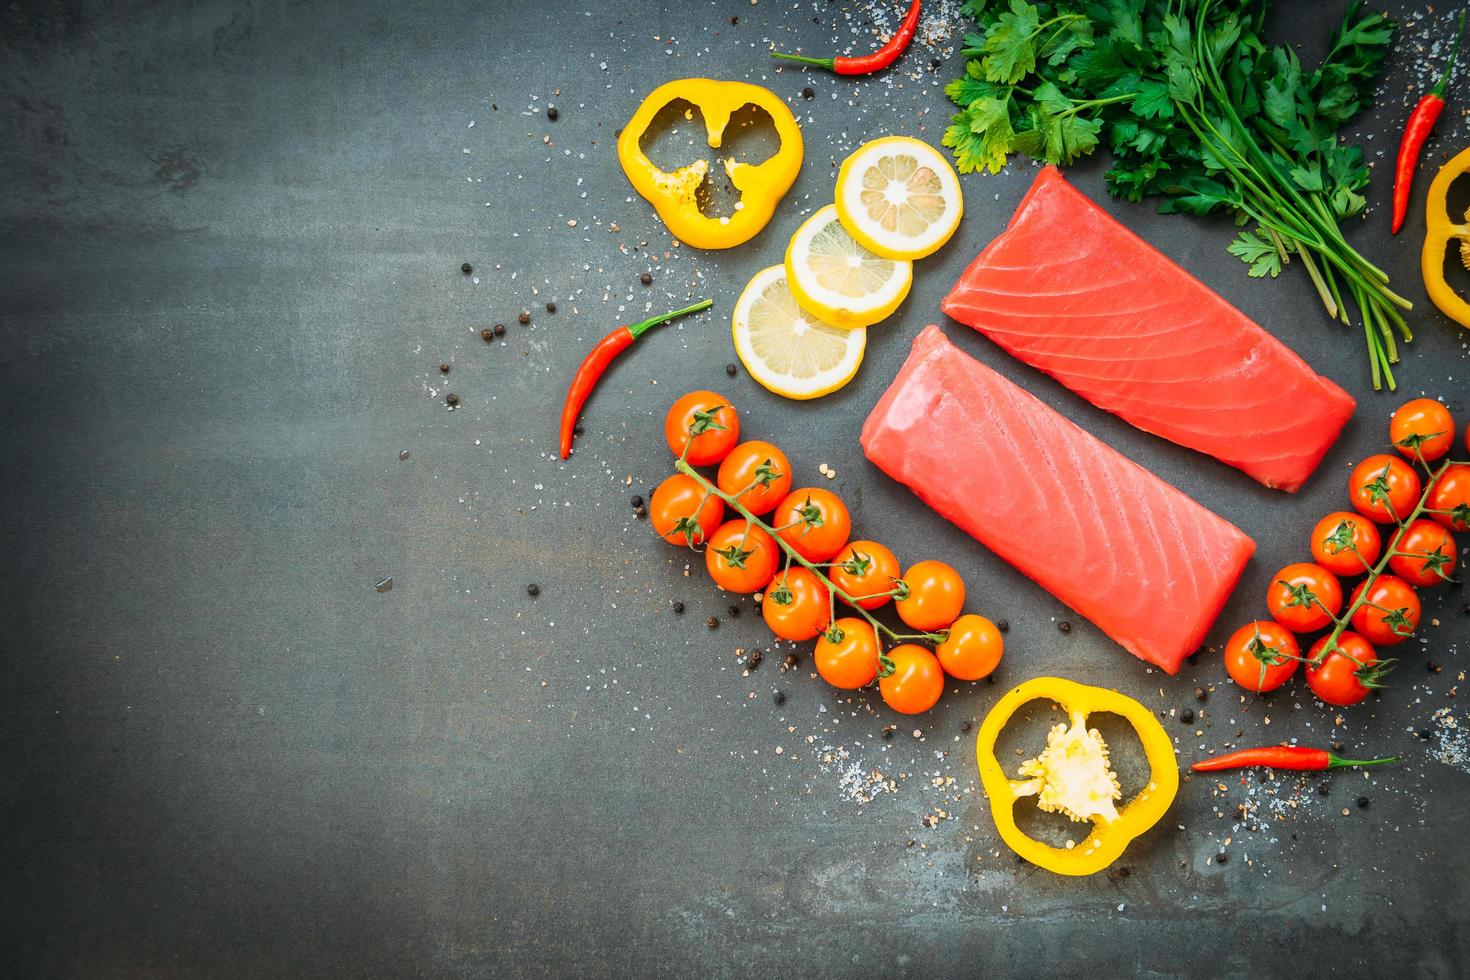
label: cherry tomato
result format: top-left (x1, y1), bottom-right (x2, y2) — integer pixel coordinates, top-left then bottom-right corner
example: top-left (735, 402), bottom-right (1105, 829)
top-left (665, 391), bottom-right (739, 466)
top-left (1348, 454), bottom-right (1422, 524)
top-left (1222, 621), bottom-right (1300, 693)
top-left (649, 473), bottom-right (724, 546)
top-left (828, 540), bottom-right (901, 610)
top-left (761, 566), bottom-right (831, 641)
top-left (715, 441), bottom-right (792, 516)
top-left (813, 618), bottom-right (881, 689)
top-left (1388, 519), bottom-right (1458, 587)
top-left (1427, 464), bottom-right (1470, 532)
top-left (935, 614), bottom-right (1004, 681)
top-left (704, 521), bottom-right (779, 594)
top-left (1305, 632), bottom-right (1381, 707)
top-left (878, 644), bottom-right (944, 715)
top-left (1309, 511), bottom-right (1381, 577)
top-left (1349, 575), bottom-right (1421, 647)
top-left (1265, 562), bottom-right (1342, 633)
top-left (1390, 398), bottom-right (1456, 462)
top-left (772, 488), bottom-right (851, 563)
top-left (894, 560), bottom-right (966, 632)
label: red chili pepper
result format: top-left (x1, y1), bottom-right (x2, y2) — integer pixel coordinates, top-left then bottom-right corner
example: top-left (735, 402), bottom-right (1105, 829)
top-left (1391, 10), bottom-right (1465, 235)
top-left (558, 300), bottom-right (712, 459)
top-left (771, 0), bottom-right (921, 76)
top-left (1191, 745), bottom-right (1397, 772)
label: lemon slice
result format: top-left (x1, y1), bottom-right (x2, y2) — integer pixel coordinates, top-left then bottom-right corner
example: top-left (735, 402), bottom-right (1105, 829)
top-left (835, 136), bottom-right (963, 260)
top-left (784, 205), bottom-right (913, 330)
top-left (733, 265), bottom-right (866, 400)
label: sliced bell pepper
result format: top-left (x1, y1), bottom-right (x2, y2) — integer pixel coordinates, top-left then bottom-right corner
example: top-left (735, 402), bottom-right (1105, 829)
top-left (975, 676), bottom-right (1179, 877)
top-left (616, 78), bottom-right (803, 250)
top-left (1421, 144), bottom-right (1470, 329)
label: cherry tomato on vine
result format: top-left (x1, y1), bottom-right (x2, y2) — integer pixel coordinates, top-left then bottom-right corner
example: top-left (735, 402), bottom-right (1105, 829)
top-left (772, 488), bottom-right (851, 563)
top-left (664, 391), bottom-right (739, 466)
top-left (878, 644), bottom-right (944, 715)
top-left (1309, 511), bottom-right (1381, 578)
top-left (1265, 562), bottom-right (1342, 633)
top-left (1349, 575), bottom-right (1420, 647)
top-left (761, 566), bottom-right (831, 642)
top-left (715, 441), bottom-right (792, 516)
top-left (813, 617), bottom-right (881, 690)
top-left (1348, 454), bottom-right (1422, 524)
top-left (1427, 464), bottom-right (1470, 532)
top-left (894, 560), bottom-right (965, 632)
top-left (1222, 621), bottom-right (1300, 693)
top-left (704, 521), bottom-right (779, 594)
top-left (649, 473), bottom-right (724, 546)
top-left (1305, 632), bottom-right (1382, 707)
top-left (935, 614), bottom-right (1003, 681)
top-left (828, 540), bottom-right (901, 610)
top-left (1390, 398), bottom-right (1456, 462)
top-left (1388, 519), bottom-right (1458, 587)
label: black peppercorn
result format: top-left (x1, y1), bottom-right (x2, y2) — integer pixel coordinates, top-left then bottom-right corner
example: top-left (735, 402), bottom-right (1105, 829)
top-left (706, 616), bottom-right (719, 629)
top-left (730, 15), bottom-right (738, 25)
top-left (930, 58), bottom-right (942, 69)
top-left (725, 363), bottom-right (737, 376)
top-left (1417, 729), bottom-right (1432, 740)
top-left (493, 323), bottom-right (506, 337)
top-left (1318, 781), bottom-right (1330, 796)
top-left (518, 311), bottom-right (531, 324)
top-left (445, 393), bottom-right (460, 406)
top-left (881, 727), bottom-right (893, 740)
top-left (802, 87), bottom-right (815, 99)
top-left (481, 328), bottom-right (494, 342)
top-left (1194, 687), bottom-right (1208, 702)
top-left (747, 649), bottom-right (762, 670)
top-left (960, 720), bottom-right (972, 733)
top-left (547, 106), bottom-right (558, 120)
top-left (545, 301), bottom-right (556, 313)
top-left (783, 653), bottom-right (798, 669)
top-left (1216, 850), bottom-right (1228, 864)
top-left (639, 272), bottom-right (653, 286)
top-left (728, 605), bottom-right (740, 617)
top-left (461, 262), bottom-right (473, 274)
top-left (995, 619), bottom-right (1008, 632)
top-left (1058, 621), bottom-right (1072, 633)
top-left (527, 583), bottom-right (540, 597)
top-left (1356, 796), bottom-right (1370, 809)
top-left (672, 600), bottom-right (685, 614)
top-left (772, 689), bottom-right (785, 705)
top-left (1180, 708), bottom-right (1195, 724)
top-left (439, 363), bottom-right (450, 373)
top-left (633, 506), bottom-right (646, 519)
top-left (1428, 660), bottom-right (1443, 672)
top-left (631, 495), bottom-right (644, 508)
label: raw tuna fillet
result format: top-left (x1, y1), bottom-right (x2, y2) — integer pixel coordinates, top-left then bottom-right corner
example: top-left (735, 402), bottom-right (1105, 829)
top-left (861, 326), bottom-right (1255, 674)
top-left (941, 166), bottom-right (1354, 493)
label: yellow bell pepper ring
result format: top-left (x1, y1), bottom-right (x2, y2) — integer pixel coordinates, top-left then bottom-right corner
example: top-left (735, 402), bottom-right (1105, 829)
top-left (975, 676), bottom-right (1179, 877)
top-left (1421, 144), bottom-right (1470, 329)
top-left (617, 78), bottom-right (803, 250)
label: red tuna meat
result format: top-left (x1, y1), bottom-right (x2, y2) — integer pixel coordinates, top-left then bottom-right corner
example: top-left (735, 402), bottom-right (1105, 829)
top-left (861, 326), bottom-right (1255, 674)
top-left (941, 166), bottom-right (1355, 492)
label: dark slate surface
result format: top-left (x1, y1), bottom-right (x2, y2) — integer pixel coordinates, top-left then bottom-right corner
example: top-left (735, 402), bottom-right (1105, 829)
top-left (2, 1), bottom-right (1468, 976)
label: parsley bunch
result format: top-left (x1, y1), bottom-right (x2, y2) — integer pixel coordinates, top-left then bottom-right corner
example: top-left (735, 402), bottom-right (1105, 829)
top-left (944, 0), bottom-right (1410, 390)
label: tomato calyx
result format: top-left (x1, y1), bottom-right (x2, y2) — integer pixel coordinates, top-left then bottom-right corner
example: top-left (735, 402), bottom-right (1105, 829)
top-left (1362, 467), bottom-right (1404, 522)
top-left (687, 406), bottom-right (730, 438)
top-left (714, 543), bottom-right (754, 569)
top-left (1322, 520), bottom-right (1361, 559)
top-left (877, 651), bottom-right (897, 679)
top-left (767, 579), bottom-right (794, 606)
top-left (671, 515), bottom-right (707, 547)
top-left (1277, 579), bottom-right (1326, 614)
top-left (1395, 430), bottom-right (1447, 458)
top-left (793, 495), bottom-right (825, 529)
top-left (752, 459), bottom-right (783, 488)
top-left (821, 622), bottom-right (846, 644)
top-left (890, 578), bottom-right (912, 602)
top-left (839, 550), bottom-right (873, 577)
top-left (1379, 606), bottom-right (1416, 638)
